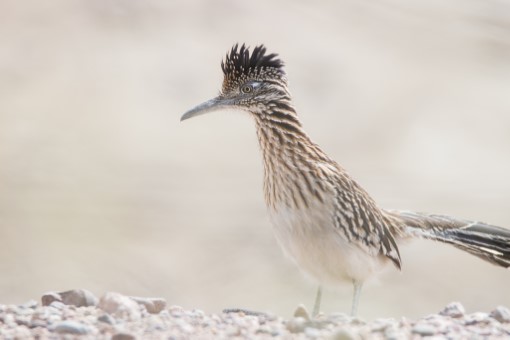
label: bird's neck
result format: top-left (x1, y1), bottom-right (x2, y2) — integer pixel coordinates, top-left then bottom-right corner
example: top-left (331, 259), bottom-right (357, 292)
top-left (253, 101), bottom-right (332, 210)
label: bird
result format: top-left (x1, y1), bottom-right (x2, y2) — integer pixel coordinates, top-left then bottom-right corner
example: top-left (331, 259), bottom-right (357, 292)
top-left (181, 43), bottom-right (510, 317)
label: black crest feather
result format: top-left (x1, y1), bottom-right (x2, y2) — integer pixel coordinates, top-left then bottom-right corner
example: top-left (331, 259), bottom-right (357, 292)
top-left (221, 44), bottom-right (284, 78)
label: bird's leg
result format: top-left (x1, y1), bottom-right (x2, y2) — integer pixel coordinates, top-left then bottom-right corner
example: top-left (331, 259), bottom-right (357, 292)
top-left (350, 280), bottom-right (363, 317)
top-left (312, 286), bottom-right (322, 317)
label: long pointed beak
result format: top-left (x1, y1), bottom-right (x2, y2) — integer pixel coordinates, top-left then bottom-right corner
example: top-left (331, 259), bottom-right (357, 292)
top-left (181, 97), bottom-right (236, 121)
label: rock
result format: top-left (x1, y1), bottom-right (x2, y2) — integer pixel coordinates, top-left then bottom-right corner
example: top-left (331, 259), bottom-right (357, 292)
top-left (41, 292), bottom-right (61, 306)
top-left (97, 313), bottom-right (116, 325)
top-left (370, 319), bottom-right (389, 332)
top-left (293, 304), bottom-right (311, 321)
top-left (440, 302), bottom-right (465, 318)
top-left (330, 328), bottom-right (357, 340)
top-left (41, 289), bottom-right (98, 308)
top-left (30, 319), bottom-right (47, 328)
top-left (49, 301), bottom-right (65, 310)
top-left (464, 312), bottom-right (489, 325)
top-left (15, 314), bottom-right (31, 327)
top-left (129, 296), bottom-right (166, 314)
top-left (20, 300), bottom-right (38, 309)
top-left (52, 320), bottom-right (90, 335)
top-left (60, 289), bottom-right (98, 307)
top-left (350, 317), bottom-right (366, 325)
top-left (2, 313), bottom-right (15, 327)
top-left (112, 332), bottom-right (138, 340)
top-left (98, 292), bottom-right (141, 321)
top-left (490, 306), bottom-right (510, 323)
top-left (304, 326), bottom-right (321, 338)
top-left (412, 323), bottom-right (436, 336)
top-left (383, 324), bottom-right (401, 340)
top-left (191, 309), bottom-right (205, 318)
top-left (225, 324), bottom-right (241, 336)
top-left (286, 317), bottom-right (307, 333)
top-left (169, 305), bottom-right (185, 317)
top-left (176, 319), bottom-right (195, 333)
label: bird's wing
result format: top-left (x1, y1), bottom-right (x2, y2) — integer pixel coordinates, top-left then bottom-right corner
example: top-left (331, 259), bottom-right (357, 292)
top-left (314, 161), bottom-right (402, 269)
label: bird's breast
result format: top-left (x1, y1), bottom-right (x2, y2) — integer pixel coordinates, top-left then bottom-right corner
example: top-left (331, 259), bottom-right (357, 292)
top-left (267, 201), bottom-right (389, 285)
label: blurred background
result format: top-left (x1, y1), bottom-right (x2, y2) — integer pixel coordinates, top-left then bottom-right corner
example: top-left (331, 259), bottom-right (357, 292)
top-left (1, 0), bottom-right (509, 320)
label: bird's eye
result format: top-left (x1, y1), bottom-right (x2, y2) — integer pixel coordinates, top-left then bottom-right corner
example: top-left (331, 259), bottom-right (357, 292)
top-left (241, 84), bottom-right (253, 93)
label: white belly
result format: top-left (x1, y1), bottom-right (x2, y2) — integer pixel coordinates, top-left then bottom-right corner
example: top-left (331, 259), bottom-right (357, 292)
top-left (268, 203), bottom-right (388, 287)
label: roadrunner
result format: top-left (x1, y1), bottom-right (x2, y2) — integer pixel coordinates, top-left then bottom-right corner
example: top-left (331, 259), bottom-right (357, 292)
top-left (181, 44), bottom-right (510, 316)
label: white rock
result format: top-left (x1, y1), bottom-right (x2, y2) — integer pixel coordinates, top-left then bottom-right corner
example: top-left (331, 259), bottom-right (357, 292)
top-left (330, 328), bottom-right (357, 340)
top-left (98, 292), bottom-right (141, 321)
top-left (52, 320), bottom-right (91, 335)
top-left (412, 323), bottom-right (436, 336)
top-left (42, 289), bottom-right (98, 308)
top-left (293, 304), bottom-right (311, 321)
top-left (439, 302), bottom-right (465, 318)
top-left (491, 306), bottom-right (510, 323)
top-left (286, 317), bottom-right (307, 333)
top-left (304, 326), bottom-right (321, 338)
top-left (60, 289), bottom-right (98, 307)
top-left (129, 296), bottom-right (166, 314)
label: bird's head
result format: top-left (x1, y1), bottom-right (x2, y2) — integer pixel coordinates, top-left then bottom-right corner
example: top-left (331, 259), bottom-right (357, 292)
top-left (181, 44), bottom-right (291, 121)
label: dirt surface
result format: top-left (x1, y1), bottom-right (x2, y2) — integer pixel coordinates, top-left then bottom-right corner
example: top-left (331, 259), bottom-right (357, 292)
top-left (1, 290), bottom-right (509, 339)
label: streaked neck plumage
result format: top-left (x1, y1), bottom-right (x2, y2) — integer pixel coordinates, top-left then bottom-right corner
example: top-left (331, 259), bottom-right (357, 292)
top-left (252, 98), bottom-right (333, 211)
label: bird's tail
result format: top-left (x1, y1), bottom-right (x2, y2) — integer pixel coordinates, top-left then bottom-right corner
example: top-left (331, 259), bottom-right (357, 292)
top-left (386, 210), bottom-right (510, 268)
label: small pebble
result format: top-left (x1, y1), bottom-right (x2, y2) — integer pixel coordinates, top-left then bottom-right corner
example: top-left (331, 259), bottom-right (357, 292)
top-left (293, 304), bottom-right (311, 321)
top-left (350, 317), bottom-right (366, 325)
top-left (371, 318), bottom-right (393, 332)
top-left (52, 320), bottom-right (90, 335)
top-left (464, 312), bottom-right (489, 325)
top-left (41, 292), bottom-right (61, 306)
top-left (169, 305), bottom-right (184, 317)
top-left (49, 301), bottom-right (65, 310)
top-left (490, 306), bottom-right (510, 323)
top-left (3, 313), bottom-right (15, 326)
top-left (178, 321), bottom-right (195, 334)
top-left (15, 315), bottom-right (31, 327)
top-left (98, 313), bottom-right (116, 325)
top-left (286, 316), bottom-right (307, 333)
top-left (190, 308), bottom-right (205, 318)
top-left (98, 292), bottom-right (141, 321)
top-left (60, 289), bottom-right (98, 307)
top-left (330, 328), bottom-right (357, 340)
top-left (256, 324), bottom-right (271, 334)
top-left (43, 289), bottom-right (98, 308)
top-left (20, 300), bottom-right (38, 309)
top-left (440, 302), bottom-right (465, 318)
top-left (46, 309), bottom-right (62, 324)
top-left (30, 319), bottom-right (47, 328)
top-left (384, 324), bottom-right (401, 340)
top-left (304, 326), bottom-right (321, 338)
top-left (112, 332), bottom-right (137, 340)
top-left (412, 323), bottom-right (436, 336)
top-left (225, 324), bottom-right (241, 336)
top-left (129, 296), bottom-right (166, 314)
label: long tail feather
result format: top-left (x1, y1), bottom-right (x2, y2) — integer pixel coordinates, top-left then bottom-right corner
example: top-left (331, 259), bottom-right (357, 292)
top-left (386, 210), bottom-right (510, 268)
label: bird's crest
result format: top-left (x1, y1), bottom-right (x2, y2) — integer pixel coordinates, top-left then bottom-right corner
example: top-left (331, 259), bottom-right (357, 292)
top-left (221, 44), bottom-right (285, 80)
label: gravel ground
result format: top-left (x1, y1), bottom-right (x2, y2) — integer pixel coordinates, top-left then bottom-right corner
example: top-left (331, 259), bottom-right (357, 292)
top-left (1, 290), bottom-right (509, 339)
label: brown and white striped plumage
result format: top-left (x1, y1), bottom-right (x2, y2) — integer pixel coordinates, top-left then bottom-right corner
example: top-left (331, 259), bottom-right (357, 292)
top-left (181, 44), bottom-right (510, 316)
